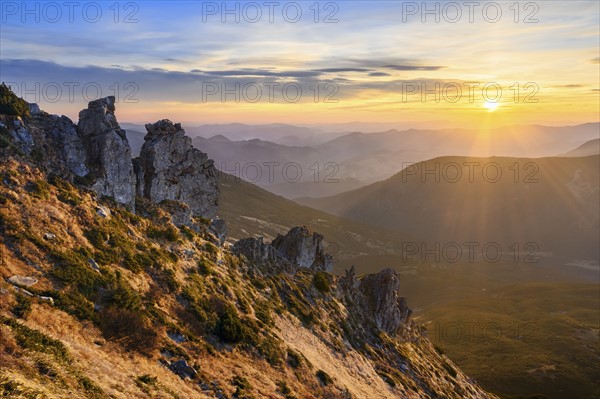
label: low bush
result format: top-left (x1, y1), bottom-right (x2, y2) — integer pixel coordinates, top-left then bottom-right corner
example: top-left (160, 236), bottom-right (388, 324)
top-left (316, 370), bottom-right (333, 386)
top-left (11, 293), bottom-right (32, 319)
top-left (313, 272), bottom-right (331, 293)
top-left (98, 307), bottom-right (158, 354)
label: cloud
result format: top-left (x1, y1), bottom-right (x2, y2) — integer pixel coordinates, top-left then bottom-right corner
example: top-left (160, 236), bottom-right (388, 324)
top-left (369, 72), bottom-right (391, 77)
top-left (313, 68), bottom-right (372, 73)
top-left (552, 84), bottom-right (584, 88)
top-left (204, 69), bottom-right (321, 78)
top-left (383, 65), bottom-right (445, 71)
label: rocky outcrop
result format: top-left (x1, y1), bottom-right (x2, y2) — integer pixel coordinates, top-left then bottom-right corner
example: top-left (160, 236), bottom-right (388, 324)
top-left (7, 119), bottom-right (34, 154)
top-left (135, 119), bottom-right (218, 220)
top-left (77, 96), bottom-right (136, 209)
top-left (232, 226), bottom-right (333, 274)
top-left (209, 218), bottom-right (227, 246)
top-left (232, 236), bottom-right (295, 274)
top-left (48, 115), bottom-right (89, 177)
top-left (341, 268), bottom-right (412, 336)
top-left (272, 226), bottom-right (333, 272)
top-left (2, 92), bottom-right (221, 219)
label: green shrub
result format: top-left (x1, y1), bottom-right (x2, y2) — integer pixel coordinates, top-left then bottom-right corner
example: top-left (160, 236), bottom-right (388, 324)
top-left (0, 83), bottom-right (30, 118)
top-left (216, 305), bottom-right (246, 343)
top-left (53, 289), bottom-right (96, 321)
top-left (443, 362), bottom-right (457, 378)
top-left (98, 307), bottom-right (158, 354)
top-left (78, 376), bottom-right (104, 397)
top-left (287, 349), bottom-right (303, 369)
top-left (52, 177), bottom-right (83, 206)
top-left (26, 180), bottom-right (51, 200)
top-left (204, 242), bottom-right (218, 254)
top-left (49, 248), bottom-right (105, 298)
top-left (12, 293), bottom-right (32, 319)
top-left (254, 301), bottom-right (273, 327)
top-left (232, 375), bottom-right (252, 398)
top-left (257, 335), bottom-right (283, 365)
top-left (197, 259), bottom-right (213, 275)
top-left (1, 315), bottom-right (69, 361)
top-left (73, 173), bottom-right (96, 186)
top-left (105, 277), bottom-right (142, 312)
top-left (378, 372), bottom-right (396, 387)
top-left (316, 370), bottom-right (333, 386)
top-left (277, 380), bottom-right (292, 396)
top-left (136, 374), bottom-right (157, 386)
top-left (313, 272), bottom-right (331, 293)
top-left (147, 225), bottom-right (179, 242)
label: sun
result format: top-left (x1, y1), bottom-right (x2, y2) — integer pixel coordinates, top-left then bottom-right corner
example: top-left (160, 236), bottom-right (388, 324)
top-left (484, 101), bottom-right (500, 112)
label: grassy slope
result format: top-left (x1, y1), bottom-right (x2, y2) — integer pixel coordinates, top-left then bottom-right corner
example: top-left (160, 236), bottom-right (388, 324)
top-left (0, 159), bottom-right (495, 399)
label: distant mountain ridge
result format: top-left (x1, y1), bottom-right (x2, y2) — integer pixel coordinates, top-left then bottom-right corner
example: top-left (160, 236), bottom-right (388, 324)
top-left (560, 138), bottom-right (600, 157)
top-left (124, 122), bottom-right (600, 199)
top-left (298, 155), bottom-right (600, 262)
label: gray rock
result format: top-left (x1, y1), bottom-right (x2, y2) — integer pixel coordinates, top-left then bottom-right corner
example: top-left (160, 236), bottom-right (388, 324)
top-left (43, 232), bottom-right (56, 240)
top-left (49, 115), bottom-right (89, 177)
top-left (29, 103), bottom-right (41, 115)
top-left (88, 258), bottom-right (101, 272)
top-left (233, 226), bottom-right (333, 274)
top-left (96, 206), bottom-right (110, 218)
top-left (8, 275), bottom-right (38, 287)
top-left (78, 96), bottom-right (136, 210)
top-left (38, 296), bottom-right (54, 304)
top-left (209, 218), bottom-right (227, 246)
top-left (169, 359), bottom-right (197, 379)
top-left (272, 226), bottom-right (333, 272)
top-left (342, 268), bottom-right (412, 336)
top-left (9, 119), bottom-right (34, 154)
top-left (167, 331), bottom-right (187, 343)
top-left (135, 119), bottom-right (218, 220)
top-left (232, 236), bottom-right (289, 270)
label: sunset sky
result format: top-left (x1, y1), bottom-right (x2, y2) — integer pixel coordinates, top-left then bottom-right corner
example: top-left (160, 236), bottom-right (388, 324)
top-left (1, 1), bottom-right (598, 128)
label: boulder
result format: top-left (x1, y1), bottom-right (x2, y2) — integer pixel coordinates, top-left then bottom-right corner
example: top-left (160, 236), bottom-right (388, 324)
top-left (169, 359), bottom-right (197, 379)
top-left (43, 232), bottom-right (56, 240)
top-left (78, 96), bottom-right (136, 209)
top-left (135, 120), bottom-right (218, 220)
top-left (8, 275), bottom-right (38, 287)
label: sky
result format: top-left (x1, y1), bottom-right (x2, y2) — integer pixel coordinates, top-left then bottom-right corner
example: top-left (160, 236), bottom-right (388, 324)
top-left (0, 0), bottom-right (598, 128)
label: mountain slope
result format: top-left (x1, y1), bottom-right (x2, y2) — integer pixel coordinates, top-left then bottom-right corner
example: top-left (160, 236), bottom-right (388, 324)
top-left (560, 138), bottom-right (600, 157)
top-left (298, 155), bottom-right (600, 261)
top-left (0, 159), bottom-right (497, 399)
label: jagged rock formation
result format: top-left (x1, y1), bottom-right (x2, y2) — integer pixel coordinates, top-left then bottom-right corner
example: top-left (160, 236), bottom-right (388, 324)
top-left (48, 115), bottom-right (89, 178)
top-left (7, 119), bottom-right (34, 154)
top-left (353, 269), bottom-right (412, 335)
top-left (135, 119), bottom-right (219, 219)
top-left (232, 236), bottom-right (295, 274)
top-left (272, 226), bottom-right (333, 272)
top-left (232, 226), bottom-right (333, 274)
top-left (77, 96), bottom-right (136, 209)
top-left (1, 91), bottom-right (219, 220)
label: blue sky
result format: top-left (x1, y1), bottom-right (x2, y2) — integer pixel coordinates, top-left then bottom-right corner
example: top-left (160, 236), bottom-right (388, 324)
top-left (1, 1), bottom-right (598, 126)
